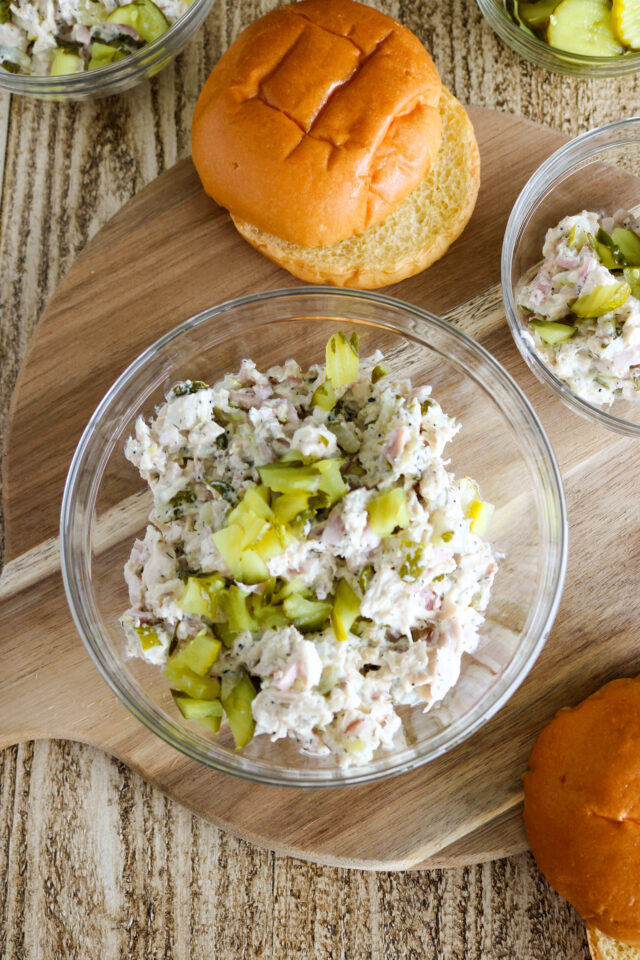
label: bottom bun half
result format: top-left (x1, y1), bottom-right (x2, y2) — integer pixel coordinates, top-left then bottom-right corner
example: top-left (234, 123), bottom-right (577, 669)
top-left (231, 87), bottom-right (480, 289)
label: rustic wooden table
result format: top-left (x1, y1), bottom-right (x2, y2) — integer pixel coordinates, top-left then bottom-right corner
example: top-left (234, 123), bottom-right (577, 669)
top-left (1, 1), bottom-right (638, 956)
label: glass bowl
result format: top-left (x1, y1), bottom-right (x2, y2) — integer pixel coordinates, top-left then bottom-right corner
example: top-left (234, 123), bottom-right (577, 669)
top-left (503, 117), bottom-right (640, 438)
top-left (60, 287), bottom-right (567, 787)
top-left (0, 0), bottom-right (213, 100)
top-left (476, 0), bottom-right (640, 77)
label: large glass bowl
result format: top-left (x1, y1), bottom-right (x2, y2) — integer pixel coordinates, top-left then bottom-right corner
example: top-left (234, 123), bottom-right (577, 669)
top-left (0, 0), bottom-right (213, 100)
top-left (476, 0), bottom-right (640, 77)
top-left (60, 288), bottom-right (567, 787)
top-left (503, 118), bottom-right (640, 438)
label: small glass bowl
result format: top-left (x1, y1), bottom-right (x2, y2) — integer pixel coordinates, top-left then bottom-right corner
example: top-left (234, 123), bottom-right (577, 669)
top-left (476, 0), bottom-right (640, 78)
top-left (60, 288), bottom-right (567, 787)
top-left (0, 0), bottom-right (213, 100)
top-left (503, 117), bottom-right (640, 438)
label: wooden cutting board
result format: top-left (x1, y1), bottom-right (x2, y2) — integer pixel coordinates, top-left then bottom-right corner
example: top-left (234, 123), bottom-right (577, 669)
top-left (1, 107), bottom-right (638, 871)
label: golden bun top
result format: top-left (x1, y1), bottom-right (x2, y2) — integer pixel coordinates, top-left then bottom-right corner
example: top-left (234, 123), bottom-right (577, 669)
top-left (191, 0), bottom-right (442, 247)
top-left (523, 677), bottom-right (640, 948)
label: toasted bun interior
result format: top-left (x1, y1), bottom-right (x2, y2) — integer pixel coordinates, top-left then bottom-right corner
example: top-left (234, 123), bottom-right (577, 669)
top-left (191, 0), bottom-right (442, 248)
top-left (232, 88), bottom-right (479, 289)
top-left (588, 923), bottom-right (640, 960)
top-left (523, 677), bottom-right (640, 949)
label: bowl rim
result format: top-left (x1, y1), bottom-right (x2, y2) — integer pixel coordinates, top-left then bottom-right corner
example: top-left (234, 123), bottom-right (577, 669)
top-left (0, 0), bottom-right (213, 94)
top-left (476, 0), bottom-right (640, 77)
top-left (502, 116), bottom-right (640, 439)
top-left (60, 285), bottom-right (568, 788)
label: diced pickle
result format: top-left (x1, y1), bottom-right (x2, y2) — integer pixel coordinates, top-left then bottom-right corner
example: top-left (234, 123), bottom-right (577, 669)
top-left (590, 233), bottom-right (619, 269)
top-left (168, 629), bottom-right (221, 676)
top-left (106, 0), bottom-right (169, 42)
top-left (331, 579), bottom-right (361, 642)
top-left (227, 485), bottom-right (272, 524)
top-left (315, 458), bottom-right (348, 505)
top-left (254, 523), bottom-right (294, 561)
top-left (468, 500), bottom-right (494, 536)
top-left (171, 692), bottom-right (223, 720)
top-left (163, 663), bottom-right (221, 700)
top-left (177, 576), bottom-right (218, 617)
top-left (366, 487), bottom-right (410, 538)
top-left (611, 227), bottom-right (640, 265)
top-left (311, 380), bottom-right (336, 411)
top-left (134, 622), bottom-right (162, 651)
top-left (519, 0), bottom-right (560, 28)
top-left (612, 0), bottom-right (640, 47)
top-left (272, 491), bottom-right (311, 523)
top-left (283, 593), bottom-right (332, 631)
top-left (547, 0), bottom-right (624, 56)
top-left (258, 463), bottom-right (322, 494)
top-left (530, 319), bottom-right (576, 344)
top-left (51, 48), bottom-right (84, 75)
top-left (371, 363), bottom-right (389, 384)
top-left (327, 419), bottom-right (360, 453)
top-left (624, 266), bottom-right (640, 297)
top-left (223, 584), bottom-right (258, 633)
top-left (571, 282), bottom-right (631, 318)
top-left (325, 332), bottom-right (359, 388)
top-left (88, 41), bottom-right (126, 69)
top-left (358, 565), bottom-right (374, 593)
top-left (221, 671), bottom-right (257, 749)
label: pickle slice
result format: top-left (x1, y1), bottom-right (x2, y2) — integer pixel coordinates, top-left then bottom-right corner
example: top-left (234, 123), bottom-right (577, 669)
top-left (331, 579), bottom-right (361, 643)
top-left (106, 0), bottom-right (169, 42)
top-left (571, 281), bottom-right (631, 317)
top-left (547, 0), bottom-right (624, 55)
top-left (366, 487), bottom-right (410, 539)
top-left (221, 672), bottom-right (256, 749)
top-left (612, 0), bottom-right (640, 47)
top-left (468, 500), bottom-right (495, 536)
top-left (519, 0), bottom-right (560, 29)
top-left (611, 227), bottom-right (640, 265)
top-left (325, 332), bottom-right (359, 389)
top-left (530, 320), bottom-right (576, 344)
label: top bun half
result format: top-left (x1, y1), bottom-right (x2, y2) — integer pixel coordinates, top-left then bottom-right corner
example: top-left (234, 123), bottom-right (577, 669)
top-left (191, 0), bottom-right (442, 247)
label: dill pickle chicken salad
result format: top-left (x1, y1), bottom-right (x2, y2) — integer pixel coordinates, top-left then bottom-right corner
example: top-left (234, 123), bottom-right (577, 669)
top-left (518, 209), bottom-right (640, 406)
top-left (120, 333), bottom-right (498, 766)
top-left (0, 0), bottom-right (188, 76)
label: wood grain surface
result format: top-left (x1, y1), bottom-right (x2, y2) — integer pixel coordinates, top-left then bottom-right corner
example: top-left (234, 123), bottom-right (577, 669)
top-left (2, 0), bottom-right (640, 955)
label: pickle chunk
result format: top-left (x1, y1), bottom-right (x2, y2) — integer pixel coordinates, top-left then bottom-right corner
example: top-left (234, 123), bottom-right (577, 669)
top-left (530, 320), bottom-right (576, 344)
top-left (221, 672), bottom-right (256, 749)
top-left (51, 48), bottom-right (83, 75)
top-left (547, 0), bottom-right (623, 55)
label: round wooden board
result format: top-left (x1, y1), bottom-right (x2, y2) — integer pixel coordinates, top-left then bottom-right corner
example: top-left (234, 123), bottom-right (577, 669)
top-left (2, 107), bottom-right (638, 871)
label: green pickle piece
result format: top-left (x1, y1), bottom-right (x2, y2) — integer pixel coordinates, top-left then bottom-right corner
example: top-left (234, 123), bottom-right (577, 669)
top-left (163, 663), bottom-right (221, 700)
top-left (88, 41), bottom-right (126, 69)
top-left (177, 574), bottom-right (222, 617)
top-left (371, 363), bottom-right (389, 384)
top-left (258, 462), bottom-right (322, 494)
top-left (171, 692), bottom-right (223, 720)
top-left (367, 487), bottom-right (410, 538)
top-left (106, 0), bottom-right (169, 42)
top-left (134, 622), bottom-right (162, 650)
top-left (623, 266), bottom-right (640, 297)
top-left (272, 491), bottom-right (311, 523)
top-left (311, 380), bottom-right (336, 412)
top-left (331, 579), bottom-right (361, 642)
top-left (611, 227), bottom-right (640, 266)
top-left (221, 672), bottom-right (257, 749)
top-left (571, 282), bottom-right (631, 318)
top-left (519, 0), bottom-right (560, 28)
top-left (51, 48), bottom-right (84, 75)
top-left (547, 0), bottom-right (624, 55)
top-left (530, 319), bottom-right (576, 344)
top-left (325, 332), bottom-right (359, 388)
top-left (223, 584), bottom-right (258, 633)
top-left (282, 593), bottom-right (332, 631)
top-left (167, 629), bottom-right (221, 676)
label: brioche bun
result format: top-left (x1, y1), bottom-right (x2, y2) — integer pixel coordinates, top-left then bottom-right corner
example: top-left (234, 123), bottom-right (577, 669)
top-left (191, 0), bottom-right (442, 248)
top-left (232, 87), bottom-right (479, 288)
top-left (588, 923), bottom-right (640, 960)
top-left (523, 677), bottom-right (640, 948)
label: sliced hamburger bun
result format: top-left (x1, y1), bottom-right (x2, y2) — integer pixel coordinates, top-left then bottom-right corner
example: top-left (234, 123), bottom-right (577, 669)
top-left (232, 87), bottom-right (479, 289)
top-left (588, 924), bottom-right (640, 960)
top-left (523, 677), bottom-right (640, 949)
top-left (191, 0), bottom-right (442, 249)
